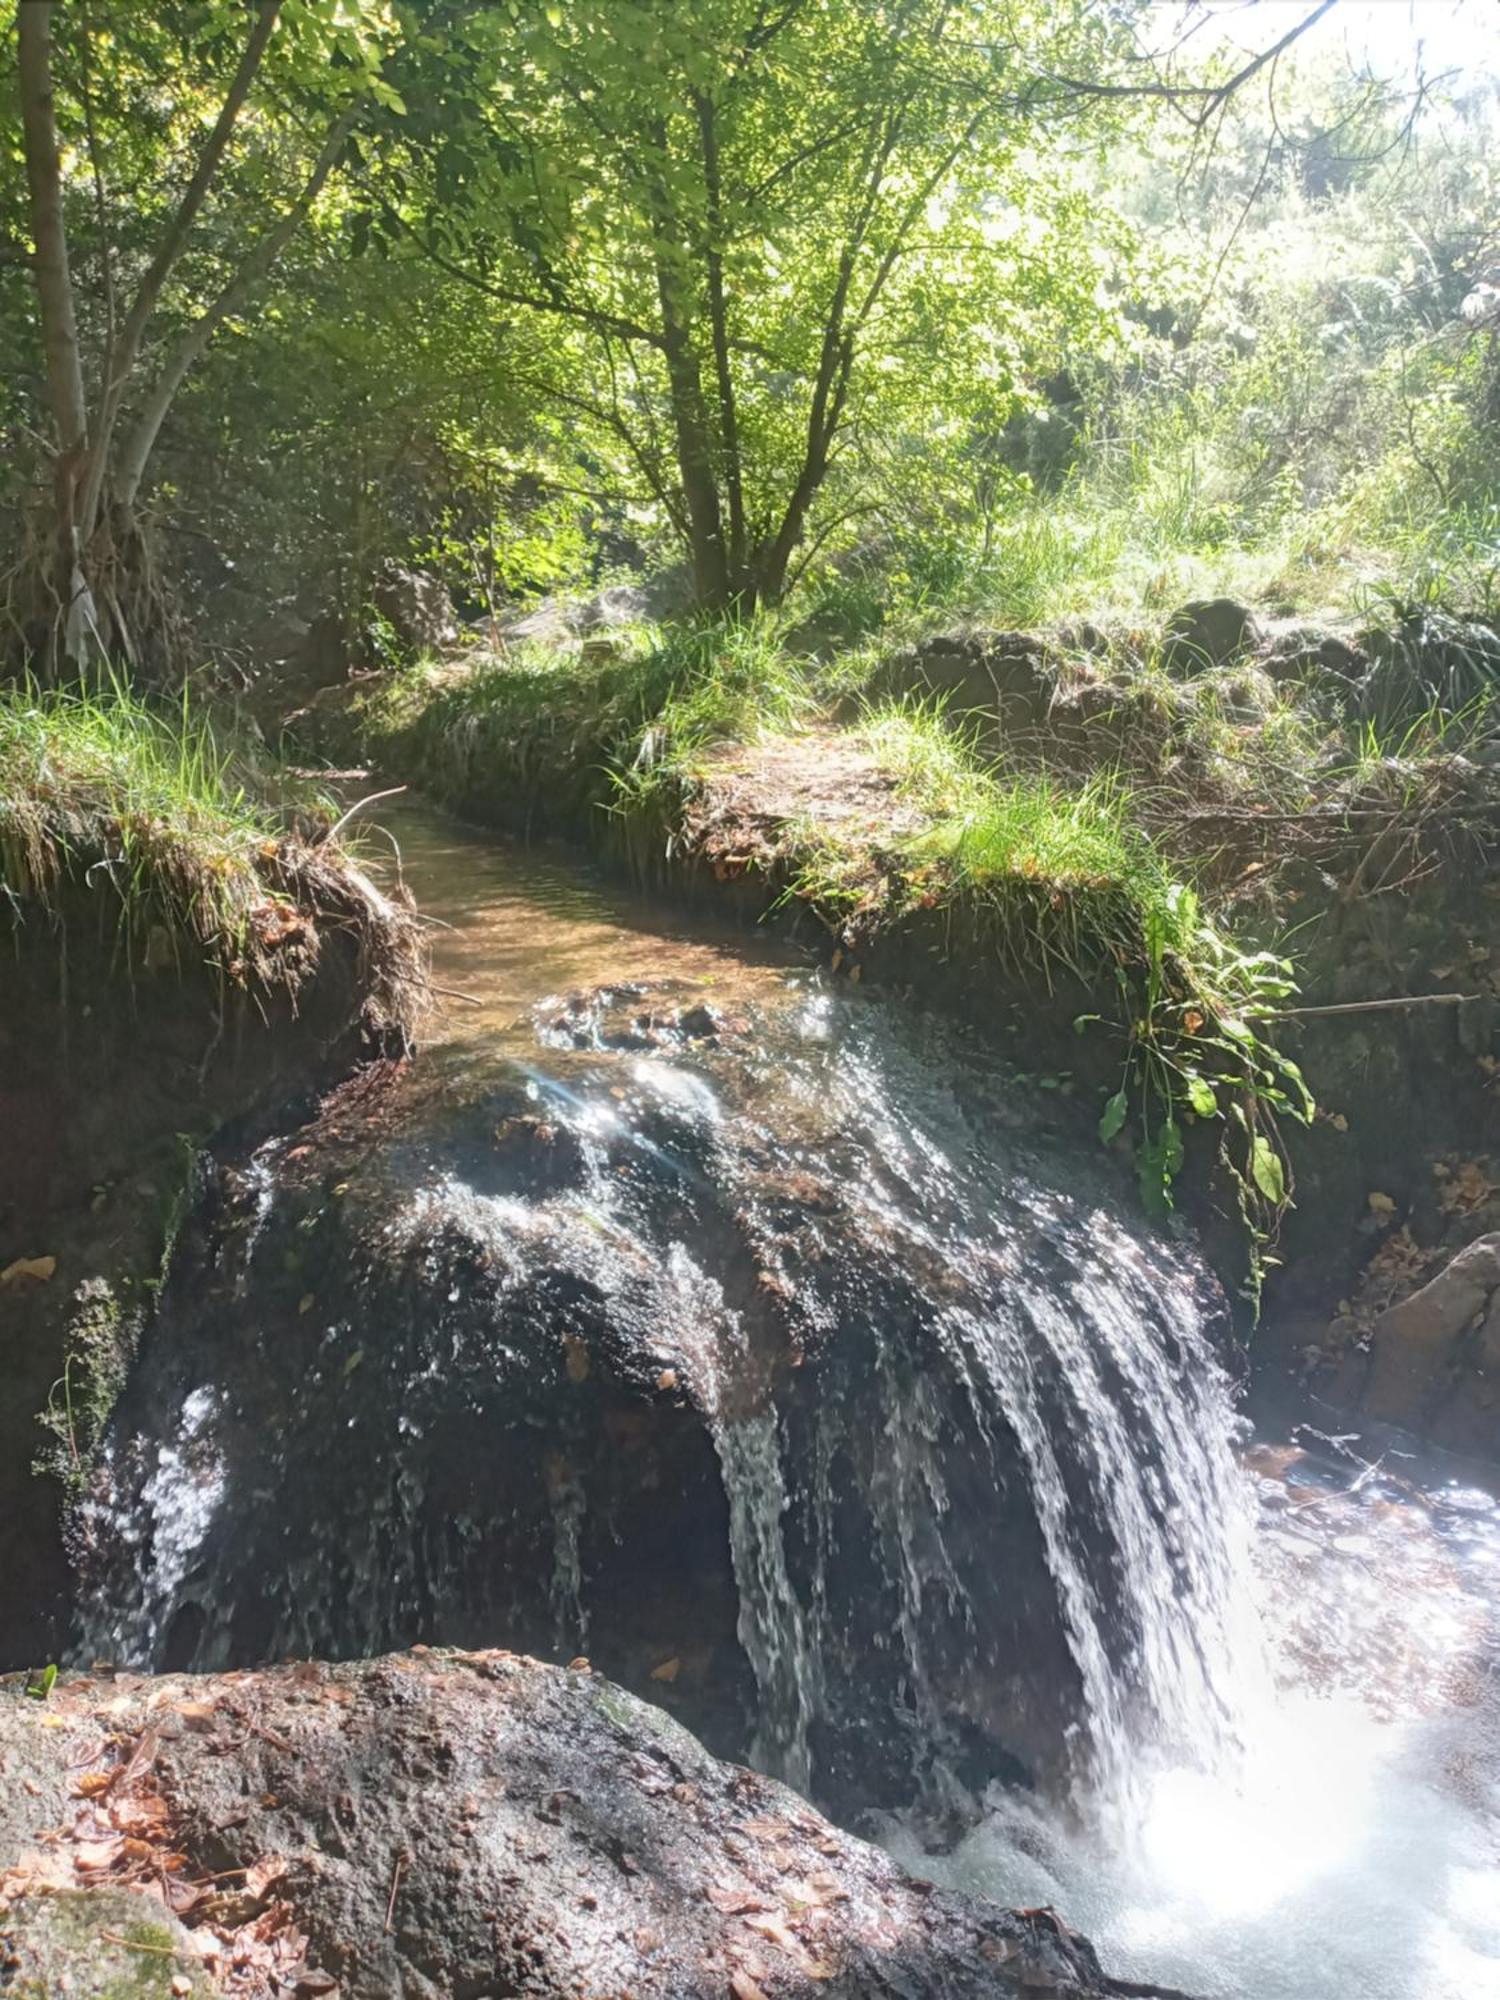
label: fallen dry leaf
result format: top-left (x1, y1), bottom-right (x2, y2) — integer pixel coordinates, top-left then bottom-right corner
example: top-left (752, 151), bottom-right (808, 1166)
top-left (1, 1254), bottom-right (56, 1284)
top-left (72, 1837), bottom-right (124, 1872)
top-left (706, 1883), bottom-right (770, 1915)
top-left (730, 1974), bottom-right (771, 2000)
top-left (649, 1657), bottom-right (681, 1684)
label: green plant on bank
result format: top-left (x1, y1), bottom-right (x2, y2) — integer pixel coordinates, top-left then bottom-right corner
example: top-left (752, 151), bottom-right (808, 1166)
top-left (36, 1280), bottom-right (141, 1498)
top-left (0, 674), bottom-right (276, 971)
top-left (812, 705), bottom-right (1312, 1293)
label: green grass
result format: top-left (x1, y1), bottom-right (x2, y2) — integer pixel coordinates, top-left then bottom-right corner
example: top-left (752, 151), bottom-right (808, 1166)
top-left (0, 677), bottom-right (423, 1019)
top-left (780, 702), bottom-right (1311, 1263)
top-left (359, 616), bottom-right (822, 834)
top-left (0, 676), bottom-right (282, 967)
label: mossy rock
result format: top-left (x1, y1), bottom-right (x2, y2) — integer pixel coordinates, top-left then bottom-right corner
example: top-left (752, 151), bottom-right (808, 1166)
top-left (0, 1888), bottom-right (215, 1999)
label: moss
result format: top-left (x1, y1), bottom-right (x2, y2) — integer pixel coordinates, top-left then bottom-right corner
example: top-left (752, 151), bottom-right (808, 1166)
top-left (0, 1890), bottom-right (211, 1999)
top-left (34, 1278), bottom-right (142, 1496)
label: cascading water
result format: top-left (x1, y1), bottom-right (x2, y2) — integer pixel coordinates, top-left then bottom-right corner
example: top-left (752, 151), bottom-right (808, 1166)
top-left (68, 811), bottom-right (1500, 1998)
top-left (78, 959), bottom-right (1249, 1825)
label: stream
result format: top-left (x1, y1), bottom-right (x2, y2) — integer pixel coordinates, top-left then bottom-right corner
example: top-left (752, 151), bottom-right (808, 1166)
top-left (82, 806), bottom-right (1500, 2000)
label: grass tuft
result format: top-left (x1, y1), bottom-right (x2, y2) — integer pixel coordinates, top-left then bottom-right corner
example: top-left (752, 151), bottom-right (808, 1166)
top-left (0, 676), bottom-right (424, 1033)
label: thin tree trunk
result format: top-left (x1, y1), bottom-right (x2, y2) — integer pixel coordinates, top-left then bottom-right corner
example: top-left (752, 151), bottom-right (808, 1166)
top-left (78, 0), bottom-right (283, 539)
top-left (18, 4), bottom-right (87, 465)
top-left (115, 101), bottom-right (359, 512)
top-left (694, 90), bottom-right (748, 591)
top-left (18, 0), bottom-right (93, 666)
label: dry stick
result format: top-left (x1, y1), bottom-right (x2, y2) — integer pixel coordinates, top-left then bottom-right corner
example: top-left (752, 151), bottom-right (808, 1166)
top-left (316, 786), bottom-right (408, 849)
top-left (385, 1848), bottom-right (410, 1933)
top-left (99, 1931), bottom-right (184, 1958)
top-left (1273, 992), bottom-right (1484, 1018)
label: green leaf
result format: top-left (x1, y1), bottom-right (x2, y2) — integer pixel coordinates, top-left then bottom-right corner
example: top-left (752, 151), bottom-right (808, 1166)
top-left (24, 1663), bottom-right (58, 1701)
top-left (1183, 1072), bottom-right (1217, 1119)
top-left (1098, 1089), bottom-right (1128, 1143)
top-left (1137, 1118), bottom-right (1184, 1218)
top-left (1250, 1135), bottom-right (1286, 1206)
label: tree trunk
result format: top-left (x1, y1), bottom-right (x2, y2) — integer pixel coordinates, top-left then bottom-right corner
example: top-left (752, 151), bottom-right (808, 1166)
top-left (77, 0), bottom-right (283, 543)
top-left (17, 0), bottom-right (93, 667)
top-left (115, 100), bottom-right (359, 513)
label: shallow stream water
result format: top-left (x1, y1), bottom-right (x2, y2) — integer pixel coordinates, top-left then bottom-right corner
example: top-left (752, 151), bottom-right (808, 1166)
top-left (92, 804), bottom-right (1500, 1999)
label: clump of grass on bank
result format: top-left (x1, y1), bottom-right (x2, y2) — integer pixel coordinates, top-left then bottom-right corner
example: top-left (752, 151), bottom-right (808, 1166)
top-left (0, 678), bottom-right (423, 1032)
top-left (358, 617), bottom-right (821, 834)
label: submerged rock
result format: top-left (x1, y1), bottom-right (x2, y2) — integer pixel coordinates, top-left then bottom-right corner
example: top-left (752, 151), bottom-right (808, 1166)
top-left (0, 1650), bottom-right (1192, 2000)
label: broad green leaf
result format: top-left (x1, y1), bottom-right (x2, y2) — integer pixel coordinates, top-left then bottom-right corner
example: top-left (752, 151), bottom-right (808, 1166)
top-left (1098, 1090), bottom-right (1128, 1142)
top-left (1250, 1136), bottom-right (1286, 1206)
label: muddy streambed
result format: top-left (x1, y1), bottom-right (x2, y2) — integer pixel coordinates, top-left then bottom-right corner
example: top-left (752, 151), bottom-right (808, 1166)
top-left (78, 804), bottom-right (1500, 1999)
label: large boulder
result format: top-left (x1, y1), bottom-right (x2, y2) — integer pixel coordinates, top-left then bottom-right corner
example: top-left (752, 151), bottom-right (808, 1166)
top-left (370, 562), bottom-right (458, 655)
top-left (0, 1651), bottom-right (1192, 2000)
top-left (74, 980), bottom-right (1237, 1822)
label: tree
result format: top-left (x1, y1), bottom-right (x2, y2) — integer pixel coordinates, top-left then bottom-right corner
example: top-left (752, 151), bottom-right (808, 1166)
top-left (359, 0), bottom-right (1140, 613)
top-left (10, 0), bottom-right (395, 674)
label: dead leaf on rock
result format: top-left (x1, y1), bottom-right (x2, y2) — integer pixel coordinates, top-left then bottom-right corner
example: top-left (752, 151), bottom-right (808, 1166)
top-left (1, 1254), bottom-right (55, 1284)
top-left (706, 1883), bottom-right (770, 1915)
top-left (72, 1836), bottom-right (124, 1872)
top-left (74, 1769), bottom-right (114, 1798)
top-left (730, 1974), bottom-right (771, 2000)
top-left (246, 1853), bottom-right (291, 1898)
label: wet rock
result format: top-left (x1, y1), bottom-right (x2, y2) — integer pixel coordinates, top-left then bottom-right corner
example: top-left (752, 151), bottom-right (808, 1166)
top-left (80, 985), bottom-right (1238, 1822)
top-left (1160, 599), bottom-right (1261, 676)
top-left (0, 1652), bottom-right (1189, 2000)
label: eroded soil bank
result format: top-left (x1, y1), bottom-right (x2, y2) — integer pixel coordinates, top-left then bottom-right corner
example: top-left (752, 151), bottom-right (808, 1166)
top-left (0, 1649), bottom-right (1188, 2000)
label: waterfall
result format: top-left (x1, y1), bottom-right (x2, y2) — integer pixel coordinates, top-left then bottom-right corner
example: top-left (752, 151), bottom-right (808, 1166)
top-left (76, 975), bottom-right (1253, 1819)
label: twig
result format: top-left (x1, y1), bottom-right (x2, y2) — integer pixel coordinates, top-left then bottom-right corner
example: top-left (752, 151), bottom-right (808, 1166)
top-left (1274, 992), bottom-right (1482, 1018)
top-left (314, 785), bottom-right (408, 849)
top-left (432, 981), bottom-right (486, 1007)
top-left (385, 1847), bottom-right (410, 1933)
top-left (100, 1931), bottom-right (183, 1958)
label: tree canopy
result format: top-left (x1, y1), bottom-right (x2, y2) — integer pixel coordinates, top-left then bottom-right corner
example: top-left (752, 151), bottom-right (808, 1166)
top-left (3, 0), bottom-right (1496, 668)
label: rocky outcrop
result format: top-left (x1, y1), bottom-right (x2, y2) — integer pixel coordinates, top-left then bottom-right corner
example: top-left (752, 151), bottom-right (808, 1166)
top-left (1361, 1232), bottom-right (1500, 1441)
top-left (370, 562), bottom-right (458, 656)
top-left (75, 979), bottom-right (1235, 1819)
top-left (0, 1651), bottom-right (1191, 2000)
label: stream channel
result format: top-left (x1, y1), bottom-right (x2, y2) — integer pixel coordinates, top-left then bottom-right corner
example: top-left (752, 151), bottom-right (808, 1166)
top-left (83, 805), bottom-right (1500, 2000)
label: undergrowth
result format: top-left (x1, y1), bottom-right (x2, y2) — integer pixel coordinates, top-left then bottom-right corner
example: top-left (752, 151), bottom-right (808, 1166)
top-left (795, 706), bottom-right (1313, 1290)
